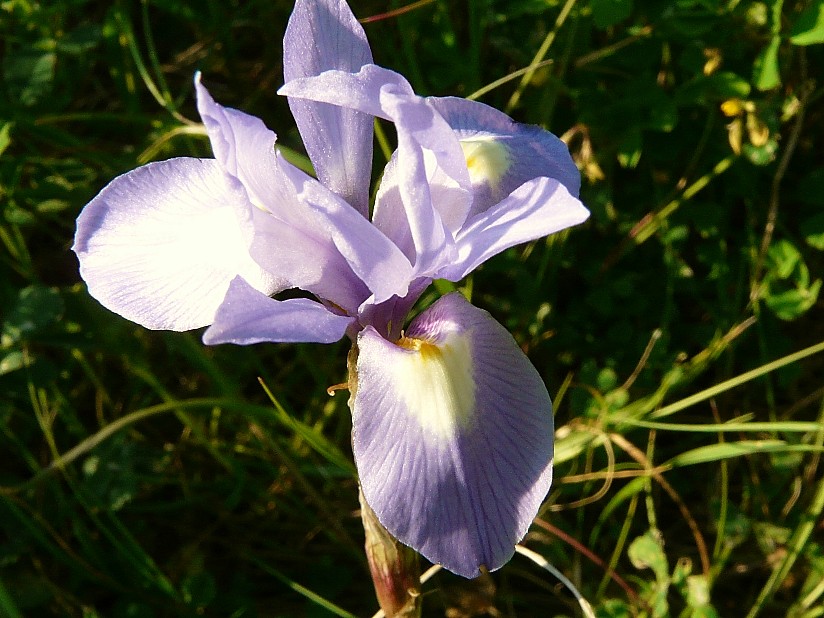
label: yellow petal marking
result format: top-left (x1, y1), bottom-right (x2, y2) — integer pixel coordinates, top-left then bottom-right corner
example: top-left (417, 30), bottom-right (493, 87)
top-left (395, 330), bottom-right (476, 439)
top-left (460, 136), bottom-right (512, 190)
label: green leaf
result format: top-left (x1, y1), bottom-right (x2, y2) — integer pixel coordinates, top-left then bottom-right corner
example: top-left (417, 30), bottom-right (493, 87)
top-left (0, 351), bottom-right (26, 376)
top-left (591, 0), bottom-right (633, 29)
top-left (668, 441), bottom-right (824, 467)
top-left (56, 24), bottom-right (103, 55)
top-left (800, 213), bottom-right (824, 250)
top-left (676, 72), bottom-right (751, 106)
top-left (685, 575), bottom-right (714, 610)
top-left (2, 46), bottom-right (56, 107)
top-left (790, 0), bottom-right (824, 45)
top-left (617, 129), bottom-right (642, 169)
top-left (628, 530), bottom-right (669, 583)
top-left (742, 137), bottom-right (778, 165)
top-left (764, 281), bottom-right (821, 320)
top-left (0, 123), bottom-right (12, 158)
top-left (1, 285), bottom-right (64, 345)
top-left (753, 35), bottom-right (781, 90)
top-left (767, 239), bottom-right (802, 279)
top-left (596, 599), bottom-right (633, 617)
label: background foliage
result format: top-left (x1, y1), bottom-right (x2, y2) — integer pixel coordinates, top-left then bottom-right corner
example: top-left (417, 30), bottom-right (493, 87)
top-left (1, 0), bottom-right (823, 616)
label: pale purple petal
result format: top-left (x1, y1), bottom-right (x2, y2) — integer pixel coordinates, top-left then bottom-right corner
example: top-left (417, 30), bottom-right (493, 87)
top-left (275, 157), bottom-right (413, 305)
top-left (437, 177), bottom-right (590, 282)
top-left (203, 277), bottom-right (354, 345)
top-left (353, 293), bottom-right (554, 578)
top-left (279, 65), bottom-right (469, 191)
top-left (195, 75), bottom-right (282, 210)
top-left (73, 158), bottom-right (281, 331)
top-left (280, 65), bottom-right (470, 276)
top-left (196, 73), bottom-right (371, 302)
top-left (245, 151), bottom-right (412, 311)
top-left (248, 205), bottom-right (369, 315)
top-left (428, 96), bottom-right (582, 218)
top-left (372, 148), bottom-right (470, 268)
top-left (283, 0), bottom-right (373, 216)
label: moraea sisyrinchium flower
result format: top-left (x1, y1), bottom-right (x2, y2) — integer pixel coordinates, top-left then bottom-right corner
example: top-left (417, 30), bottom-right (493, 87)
top-left (73, 0), bottom-right (589, 578)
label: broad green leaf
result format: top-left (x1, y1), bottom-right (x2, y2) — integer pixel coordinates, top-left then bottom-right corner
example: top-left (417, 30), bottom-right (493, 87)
top-left (1, 285), bottom-right (64, 345)
top-left (676, 72), bottom-right (751, 106)
top-left (753, 35), bottom-right (781, 90)
top-left (0, 351), bottom-right (26, 376)
top-left (56, 24), bottom-right (103, 55)
top-left (629, 530), bottom-right (669, 583)
top-left (800, 213), bottom-right (824, 250)
top-left (790, 1), bottom-right (824, 45)
top-left (742, 137), bottom-right (778, 165)
top-left (685, 575), bottom-right (714, 610)
top-left (2, 46), bottom-right (56, 106)
top-left (764, 281), bottom-right (821, 320)
top-left (767, 239), bottom-right (802, 279)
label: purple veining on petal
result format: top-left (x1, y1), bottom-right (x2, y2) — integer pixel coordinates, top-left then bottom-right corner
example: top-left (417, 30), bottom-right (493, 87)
top-left (353, 293), bottom-right (554, 577)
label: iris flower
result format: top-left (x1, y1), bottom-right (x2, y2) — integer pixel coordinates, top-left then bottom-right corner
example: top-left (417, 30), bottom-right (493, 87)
top-left (73, 0), bottom-right (589, 578)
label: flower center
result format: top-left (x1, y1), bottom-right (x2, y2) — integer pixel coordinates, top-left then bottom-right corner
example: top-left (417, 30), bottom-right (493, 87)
top-left (395, 331), bottom-right (476, 438)
top-left (459, 136), bottom-right (511, 189)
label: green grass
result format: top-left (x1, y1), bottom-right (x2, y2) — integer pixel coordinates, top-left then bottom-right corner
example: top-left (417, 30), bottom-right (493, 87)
top-left (2, 0), bottom-right (824, 616)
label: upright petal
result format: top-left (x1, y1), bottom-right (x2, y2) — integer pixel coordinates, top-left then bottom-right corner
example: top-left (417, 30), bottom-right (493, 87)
top-left (247, 152), bottom-right (413, 312)
top-left (73, 158), bottom-right (280, 331)
top-left (428, 96), bottom-right (582, 218)
top-left (352, 293), bottom-right (554, 578)
top-left (437, 176), bottom-right (590, 282)
top-left (280, 65), bottom-right (470, 276)
top-left (203, 277), bottom-right (354, 345)
top-left (283, 0), bottom-right (374, 216)
top-left (198, 82), bottom-right (412, 310)
top-left (275, 157), bottom-right (413, 305)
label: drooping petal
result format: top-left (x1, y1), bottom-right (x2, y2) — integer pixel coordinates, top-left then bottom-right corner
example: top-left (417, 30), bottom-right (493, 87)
top-left (428, 96), bottom-right (582, 218)
top-left (352, 292), bottom-right (554, 578)
top-left (436, 176), bottom-right (590, 282)
top-left (283, 0), bottom-right (374, 216)
top-left (73, 158), bottom-right (280, 331)
top-left (203, 276), bottom-right (354, 345)
top-left (280, 65), bottom-right (471, 276)
top-left (249, 202), bottom-right (370, 315)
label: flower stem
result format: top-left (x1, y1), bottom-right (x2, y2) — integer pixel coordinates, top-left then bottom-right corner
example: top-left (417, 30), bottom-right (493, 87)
top-left (359, 489), bottom-right (422, 617)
